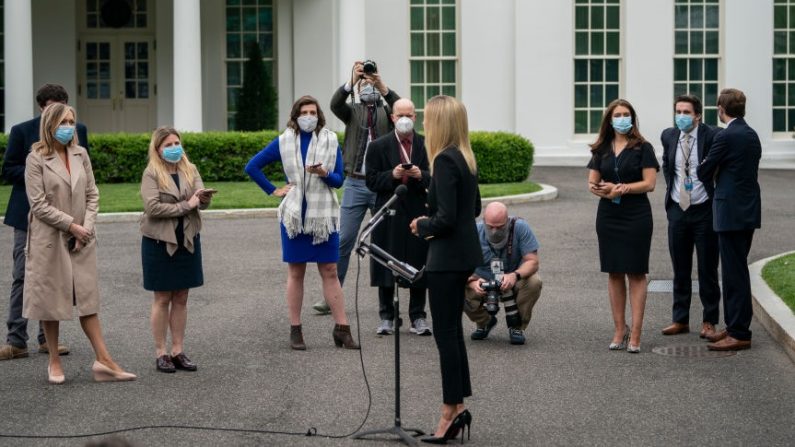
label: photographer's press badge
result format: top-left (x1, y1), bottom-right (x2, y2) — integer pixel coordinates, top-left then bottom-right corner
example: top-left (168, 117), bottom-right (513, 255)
top-left (490, 258), bottom-right (503, 276)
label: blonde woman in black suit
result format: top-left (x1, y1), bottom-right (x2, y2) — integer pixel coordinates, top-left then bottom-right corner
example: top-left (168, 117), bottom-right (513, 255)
top-left (411, 96), bottom-right (481, 444)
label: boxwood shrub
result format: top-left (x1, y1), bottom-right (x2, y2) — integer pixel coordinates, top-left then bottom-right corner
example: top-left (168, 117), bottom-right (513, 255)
top-left (0, 130), bottom-right (533, 184)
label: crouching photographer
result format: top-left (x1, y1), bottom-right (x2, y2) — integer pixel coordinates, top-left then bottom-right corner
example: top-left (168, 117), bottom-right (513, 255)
top-left (464, 202), bottom-right (542, 345)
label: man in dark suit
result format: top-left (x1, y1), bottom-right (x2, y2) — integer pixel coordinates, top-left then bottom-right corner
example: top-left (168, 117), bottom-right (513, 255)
top-left (0, 84), bottom-right (89, 360)
top-left (697, 88), bottom-right (761, 351)
top-left (660, 95), bottom-right (721, 339)
top-left (365, 98), bottom-right (431, 336)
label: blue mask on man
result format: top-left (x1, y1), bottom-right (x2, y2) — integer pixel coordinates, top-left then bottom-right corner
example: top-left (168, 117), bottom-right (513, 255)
top-left (611, 116), bottom-right (633, 134)
top-left (162, 145), bottom-right (184, 164)
top-left (54, 126), bottom-right (75, 145)
top-left (675, 114), bottom-right (694, 132)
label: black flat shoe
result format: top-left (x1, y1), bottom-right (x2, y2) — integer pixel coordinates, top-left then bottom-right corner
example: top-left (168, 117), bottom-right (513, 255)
top-left (156, 355), bottom-right (176, 373)
top-left (171, 352), bottom-right (197, 371)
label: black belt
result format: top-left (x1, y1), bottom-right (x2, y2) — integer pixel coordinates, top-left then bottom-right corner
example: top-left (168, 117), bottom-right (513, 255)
top-left (347, 172), bottom-right (366, 180)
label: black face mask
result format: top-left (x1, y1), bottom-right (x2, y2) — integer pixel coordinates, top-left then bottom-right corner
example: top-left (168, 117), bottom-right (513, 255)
top-left (487, 225), bottom-right (509, 249)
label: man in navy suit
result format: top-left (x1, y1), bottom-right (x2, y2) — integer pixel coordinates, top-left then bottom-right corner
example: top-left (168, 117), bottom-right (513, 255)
top-left (660, 95), bottom-right (721, 340)
top-left (697, 88), bottom-right (761, 351)
top-left (0, 84), bottom-right (89, 360)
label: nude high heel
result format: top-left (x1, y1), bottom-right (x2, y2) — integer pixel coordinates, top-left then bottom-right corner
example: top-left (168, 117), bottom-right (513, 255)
top-left (48, 366), bottom-right (65, 385)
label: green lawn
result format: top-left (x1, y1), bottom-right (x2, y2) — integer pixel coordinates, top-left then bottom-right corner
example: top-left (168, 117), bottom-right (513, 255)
top-left (762, 253), bottom-right (795, 313)
top-left (0, 180), bottom-right (542, 214)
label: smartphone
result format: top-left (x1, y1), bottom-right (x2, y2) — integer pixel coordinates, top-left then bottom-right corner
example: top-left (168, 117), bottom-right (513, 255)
top-left (401, 163), bottom-right (413, 169)
top-left (309, 162), bottom-right (323, 168)
top-left (201, 188), bottom-right (218, 195)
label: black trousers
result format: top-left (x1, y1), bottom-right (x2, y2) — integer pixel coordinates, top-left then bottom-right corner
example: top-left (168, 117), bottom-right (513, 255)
top-left (718, 229), bottom-right (755, 341)
top-left (427, 271), bottom-right (472, 405)
top-left (378, 286), bottom-right (427, 322)
top-left (666, 202), bottom-right (721, 324)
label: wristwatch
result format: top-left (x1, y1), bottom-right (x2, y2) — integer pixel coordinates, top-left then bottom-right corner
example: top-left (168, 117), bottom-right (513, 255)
top-left (513, 271), bottom-right (522, 281)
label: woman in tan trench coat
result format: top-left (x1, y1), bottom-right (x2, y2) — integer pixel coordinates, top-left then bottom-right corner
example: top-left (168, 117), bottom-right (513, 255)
top-left (23, 103), bottom-right (135, 384)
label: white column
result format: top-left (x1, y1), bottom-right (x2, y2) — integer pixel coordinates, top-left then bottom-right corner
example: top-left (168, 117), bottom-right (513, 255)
top-left (4, 0), bottom-right (34, 130)
top-left (173, 0), bottom-right (203, 131)
top-left (337, 0), bottom-right (366, 86)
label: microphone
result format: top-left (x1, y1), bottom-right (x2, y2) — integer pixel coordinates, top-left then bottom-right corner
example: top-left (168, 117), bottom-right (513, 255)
top-left (365, 184), bottom-right (408, 229)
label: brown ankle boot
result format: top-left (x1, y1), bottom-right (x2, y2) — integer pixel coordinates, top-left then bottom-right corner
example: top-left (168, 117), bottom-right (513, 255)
top-left (290, 325), bottom-right (306, 350)
top-left (332, 324), bottom-right (360, 349)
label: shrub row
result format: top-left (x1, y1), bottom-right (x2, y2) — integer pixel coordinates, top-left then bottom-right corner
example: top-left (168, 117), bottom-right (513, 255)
top-left (0, 130), bottom-right (533, 184)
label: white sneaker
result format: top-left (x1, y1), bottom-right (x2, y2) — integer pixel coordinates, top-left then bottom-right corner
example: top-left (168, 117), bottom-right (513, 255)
top-left (410, 318), bottom-right (432, 336)
top-left (376, 320), bottom-right (394, 335)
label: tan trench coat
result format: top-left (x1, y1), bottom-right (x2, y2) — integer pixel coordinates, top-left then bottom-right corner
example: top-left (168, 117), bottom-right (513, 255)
top-left (23, 146), bottom-right (100, 321)
top-left (139, 166), bottom-right (207, 256)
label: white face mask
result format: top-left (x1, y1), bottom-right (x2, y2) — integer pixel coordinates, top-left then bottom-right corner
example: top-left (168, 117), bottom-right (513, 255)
top-left (395, 116), bottom-right (414, 134)
top-left (297, 115), bottom-right (318, 132)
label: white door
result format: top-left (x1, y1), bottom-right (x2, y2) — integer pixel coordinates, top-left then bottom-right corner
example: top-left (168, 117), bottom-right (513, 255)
top-left (78, 35), bottom-right (156, 132)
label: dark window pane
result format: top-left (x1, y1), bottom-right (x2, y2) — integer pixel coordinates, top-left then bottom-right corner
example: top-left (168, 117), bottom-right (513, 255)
top-left (427, 7), bottom-right (440, 30)
top-left (259, 33), bottom-right (273, 58)
top-left (591, 6), bottom-right (604, 29)
top-left (704, 82), bottom-right (718, 105)
top-left (575, 85), bottom-right (588, 108)
top-left (790, 5), bottom-right (795, 30)
top-left (576, 6), bottom-right (588, 29)
top-left (605, 84), bottom-right (619, 103)
top-left (427, 0), bottom-right (439, 4)
top-left (138, 82), bottom-right (148, 98)
top-left (675, 31), bottom-right (688, 54)
top-left (575, 60), bottom-right (588, 82)
top-left (689, 83), bottom-right (703, 99)
top-left (773, 109), bottom-right (786, 132)
top-left (774, 31), bottom-right (787, 54)
top-left (675, 5), bottom-right (688, 29)
top-left (705, 31), bottom-right (718, 54)
top-left (589, 111), bottom-right (603, 133)
top-left (606, 32), bottom-right (619, 55)
top-left (87, 42), bottom-right (97, 60)
top-left (604, 58), bottom-right (618, 83)
top-left (227, 87), bottom-right (238, 110)
top-left (790, 32), bottom-right (795, 54)
top-left (138, 62), bottom-right (148, 78)
top-left (590, 85), bottom-right (603, 107)
top-left (704, 109), bottom-right (717, 125)
top-left (773, 83), bottom-right (786, 107)
top-left (426, 85), bottom-right (440, 98)
top-left (689, 59), bottom-right (704, 81)
top-left (590, 59), bottom-right (604, 82)
top-left (126, 81), bottom-right (136, 98)
top-left (674, 58), bottom-right (687, 81)
top-left (575, 32), bottom-right (589, 55)
top-left (788, 109), bottom-right (795, 132)
top-left (690, 5), bottom-right (703, 28)
top-left (124, 62), bottom-right (135, 79)
top-left (789, 59), bottom-right (795, 79)
top-left (442, 6), bottom-right (455, 30)
top-left (137, 42), bottom-right (148, 59)
top-left (427, 61), bottom-right (440, 83)
top-left (606, 6), bottom-right (619, 29)
top-left (427, 33), bottom-right (440, 56)
top-left (674, 82), bottom-right (687, 97)
top-left (243, 7), bottom-right (257, 31)
top-left (88, 0), bottom-right (97, 12)
top-left (788, 82), bottom-right (795, 105)
top-left (125, 42), bottom-right (135, 60)
top-left (442, 32), bottom-right (455, 56)
top-left (259, 7), bottom-right (273, 31)
top-left (411, 33), bottom-right (424, 56)
top-left (411, 60), bottom-right (424, 83)
top-left (87, 62), bottom-right (97, 80)
top-left (442, 85), bottom-right (455, 97)
top-left (690, 31), bottom-right (703, 54)
top-left (138, 14), bottom-right (147, 28)
top-left (704, 58), bottom-right (718, 81)
top-left (411, 7), bottom-right (424, 31)
top-left (705, 5), bottom-right (719, 28)
top-left (227, 33), bottom-right (241, 58)
top-left (87, 82), bottom-right (97, 99)
top-left (411, 86), bottom-right (424, 107)
top-left (100, 42), bottom-right (110, 59)
top-left (228, 62), bottom-right (241, 86)
top-left (442, 60), bottom-right (455, 83)
top-left (87, 15), bottom-right (97, 28)
top-left (773, 58), bottom-right (787, 81)
top-left (100, 82), bottom-right (110, 99)
top-left (591, 32), bottom-right (604, 55)
top-left (575, 111), bottom-right (588, 134)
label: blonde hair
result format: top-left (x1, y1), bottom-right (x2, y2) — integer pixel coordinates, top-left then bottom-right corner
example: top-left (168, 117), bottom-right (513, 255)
top-left (33, 103), bottom-right (77, 155)
top-left (145, 126), bottom-right (196, 190)
top-left (423, 96), bottom-right (477, 175)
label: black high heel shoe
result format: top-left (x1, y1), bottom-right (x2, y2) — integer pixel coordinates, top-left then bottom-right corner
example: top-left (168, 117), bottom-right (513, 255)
top-left (422, 410), bottom-right (471, 444)
top-left (460, 410), bottom-right (472, 442)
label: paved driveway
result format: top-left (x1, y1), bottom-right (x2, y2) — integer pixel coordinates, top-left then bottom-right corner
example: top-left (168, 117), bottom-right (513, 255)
top-left (0, 167), bottom-right (793, 446)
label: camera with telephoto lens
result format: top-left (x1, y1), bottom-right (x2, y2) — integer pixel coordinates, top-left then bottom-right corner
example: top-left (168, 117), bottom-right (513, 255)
top-left (363, 60), bottom-right (378, 75)
top-left (480, 279), bottom-right (502, 315)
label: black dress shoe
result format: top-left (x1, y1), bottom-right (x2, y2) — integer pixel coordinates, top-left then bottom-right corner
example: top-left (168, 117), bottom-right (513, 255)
top-left (156, 355), bottom-right (176, 373)
top-left (171, 352), bottom-right (197, 371)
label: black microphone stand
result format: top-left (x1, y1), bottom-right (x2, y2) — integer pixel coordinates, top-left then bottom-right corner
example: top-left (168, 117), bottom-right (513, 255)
top-left (352, 193), bottom-right (425, 446)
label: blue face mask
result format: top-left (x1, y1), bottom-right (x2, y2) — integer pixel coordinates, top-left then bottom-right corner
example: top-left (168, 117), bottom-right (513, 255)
top-left (162, 145), bottom-right (184, 164)
top-left (611, 116), bottom-right (633, 134)
top-left (675, 114), bottom-right (694, 132)
top-left (54, 126), bottom-right (75, 145)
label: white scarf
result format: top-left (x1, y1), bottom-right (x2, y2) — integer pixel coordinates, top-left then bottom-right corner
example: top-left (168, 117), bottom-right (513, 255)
top-left (278, 128), bottom-right (340, 244)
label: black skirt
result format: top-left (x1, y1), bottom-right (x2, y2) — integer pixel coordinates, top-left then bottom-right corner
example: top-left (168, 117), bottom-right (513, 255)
top-left (141, 234), bottom-right (204, 292)
top-left (595, 194), bottom-right (653, 274)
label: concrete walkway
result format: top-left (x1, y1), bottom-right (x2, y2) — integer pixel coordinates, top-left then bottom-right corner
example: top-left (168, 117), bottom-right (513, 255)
top-left (0, 167), bottom-right (793, 446)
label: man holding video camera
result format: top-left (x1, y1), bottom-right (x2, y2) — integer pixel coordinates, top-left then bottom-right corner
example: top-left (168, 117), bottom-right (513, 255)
top-left (312, 60), bottom-right (401, 315)
top-left (464, 202), bottom-right (542, 345)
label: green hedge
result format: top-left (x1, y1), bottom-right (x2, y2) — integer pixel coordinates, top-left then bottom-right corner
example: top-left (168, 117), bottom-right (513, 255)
top-left (0, 130), bottom-right (533, 184)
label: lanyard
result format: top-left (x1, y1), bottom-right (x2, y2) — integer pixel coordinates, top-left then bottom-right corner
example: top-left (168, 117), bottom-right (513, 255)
top-left (678, 134), bottom-right (696, 176)
top-left (612, 143), bottom-right (624, 183)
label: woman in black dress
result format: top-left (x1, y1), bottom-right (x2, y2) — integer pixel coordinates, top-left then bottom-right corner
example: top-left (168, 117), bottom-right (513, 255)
top-left (587, 99), bottom-right (659, 353)
top-left (411, 96), bottom-right (481, 443)
top-left (140, 126), bottom-right (213, 372)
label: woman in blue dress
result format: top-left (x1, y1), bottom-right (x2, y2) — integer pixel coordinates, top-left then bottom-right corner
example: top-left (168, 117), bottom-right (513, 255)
top-left (245, 95), bottom-right (359, 351)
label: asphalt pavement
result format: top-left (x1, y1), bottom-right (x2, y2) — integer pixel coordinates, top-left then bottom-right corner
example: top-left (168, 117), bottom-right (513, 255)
top-left (0, 166), bottom-right (793, 447)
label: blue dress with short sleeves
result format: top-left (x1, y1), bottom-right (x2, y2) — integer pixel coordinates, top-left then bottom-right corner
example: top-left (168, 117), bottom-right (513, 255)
top-left (245, 130), bottom-right (344, 263)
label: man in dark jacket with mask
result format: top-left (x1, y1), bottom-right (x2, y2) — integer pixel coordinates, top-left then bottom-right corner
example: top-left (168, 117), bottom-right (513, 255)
top-left (464, 202), bottom-right (542, 345)
top-left (312, 60), bottom-right (401, 315)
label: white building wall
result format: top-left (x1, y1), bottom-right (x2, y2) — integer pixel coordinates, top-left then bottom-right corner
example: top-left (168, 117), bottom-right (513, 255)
top-left (276, 0), bottom-right (294, 127)
top-left (156, 0), bottom-right (174, 127)
top-left (460, 0), bottom-right (515, 132)
top-left (624, 0), bottom-right (673, 154)
top-left (32, 0), bottom-right (78, 113)
top-left (201, 0), bottom-right (225, 131)
top-left (364, 0), bottom-right (409, 109)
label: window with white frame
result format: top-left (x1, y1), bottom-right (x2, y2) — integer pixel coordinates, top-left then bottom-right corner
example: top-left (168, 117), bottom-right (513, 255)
top-left (674, 0), bottom-right (720, 125)
top-left (225, 0), bottom-right (275, 130)
top-left (574, 0), bottom-right (621, 134)
top-left (773, 0), bottom-right (795, 133)
top-left (409, 0), bottom-right (457, 127)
